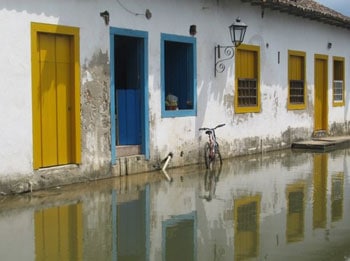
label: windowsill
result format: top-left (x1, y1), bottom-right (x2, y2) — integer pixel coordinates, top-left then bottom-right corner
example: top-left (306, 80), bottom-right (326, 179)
top-left (234, 106), bottom-right (261, 114)
top-left (162, 108), bottom-right (196, 118)
top-left (333, 101), bottom-right (345, 107)
top-left (287, 103), bottom-right (306, 110)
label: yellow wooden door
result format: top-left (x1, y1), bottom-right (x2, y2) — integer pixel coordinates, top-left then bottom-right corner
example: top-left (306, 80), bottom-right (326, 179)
top-left (314, 55), bottom-right (328, 131)
top-left (38, 33), bottom-right (73, 167)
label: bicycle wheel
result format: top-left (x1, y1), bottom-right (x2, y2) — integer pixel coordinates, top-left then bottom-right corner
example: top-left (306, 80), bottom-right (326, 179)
top-left (204, 142), bottom-right (211, 169)
top-left (216, 146), bottom-right (222, 165)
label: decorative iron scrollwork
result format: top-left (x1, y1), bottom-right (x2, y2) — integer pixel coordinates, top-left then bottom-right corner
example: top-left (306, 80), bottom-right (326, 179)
top-left (214, 45), bottom-right (235, 77)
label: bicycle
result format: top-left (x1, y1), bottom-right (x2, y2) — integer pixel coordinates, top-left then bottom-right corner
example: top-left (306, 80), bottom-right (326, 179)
top-left (199, 123), bottom-right (225, 169)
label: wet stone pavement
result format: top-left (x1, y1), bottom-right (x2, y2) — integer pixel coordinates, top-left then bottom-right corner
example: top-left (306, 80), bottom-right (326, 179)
top-left (1, 148), bottom-right (350, 261)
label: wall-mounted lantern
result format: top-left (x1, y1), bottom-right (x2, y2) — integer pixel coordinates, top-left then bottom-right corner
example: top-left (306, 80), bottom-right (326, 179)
top-left (215, 17), bottom-right (247, 76)
top-left (189, 25), bottom-right (197, 36)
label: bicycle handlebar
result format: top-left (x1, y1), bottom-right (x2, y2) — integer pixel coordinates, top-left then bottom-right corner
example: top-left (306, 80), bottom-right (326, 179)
top-left (215, 123), bottom-right (226, 129)
top-left (199, 123), bottom-right (225, 131)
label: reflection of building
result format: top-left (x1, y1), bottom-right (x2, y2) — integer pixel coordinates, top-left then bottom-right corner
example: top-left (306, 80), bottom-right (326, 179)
top-left (234, 195), bottom-right (261, 261)
top-left (286, 183), bottom-right (305, 243)
top-left (34, 203), bottom-right (83, 260)
top-left (331, 173), bottom-right (344, 222)
top-left (313, 154), bottom-right (327, 229)
top-left (112, 187), bottom-right (149, 261)
top-left (162, 212), bottom-right (197, 261)
top-left (2, 150), bottom-right (350, 260)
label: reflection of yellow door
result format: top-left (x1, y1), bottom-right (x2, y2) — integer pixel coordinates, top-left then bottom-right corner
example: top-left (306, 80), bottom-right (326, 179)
top-left (314, 55), bottom-right (328, 131)
top-left (31, 23), bottom-right (81, 169)
top-left (35, 203), bottom-right (83, 261)
top-left (313, 154), bottom-right (327, 229)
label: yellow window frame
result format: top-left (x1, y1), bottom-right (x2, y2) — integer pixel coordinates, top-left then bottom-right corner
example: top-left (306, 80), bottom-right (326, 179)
top-left (31, 22), bottom-right (81, 169)
top-left (288, 50), bottom-right (306, 110)
top-left (332, 56), bottom-right (345, 107)
top-left (235, 44), bottom-right (261, 113)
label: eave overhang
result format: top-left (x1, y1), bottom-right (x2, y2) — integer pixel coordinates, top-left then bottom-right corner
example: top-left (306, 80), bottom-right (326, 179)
top-left (241, 0), bottom-right (350, 30)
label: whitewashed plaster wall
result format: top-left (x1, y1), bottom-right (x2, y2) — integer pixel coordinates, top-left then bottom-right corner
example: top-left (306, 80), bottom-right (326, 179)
top-left (0, 1), bottom-right (111, 178)
top-left (0, 0), bottom-right (350, 179)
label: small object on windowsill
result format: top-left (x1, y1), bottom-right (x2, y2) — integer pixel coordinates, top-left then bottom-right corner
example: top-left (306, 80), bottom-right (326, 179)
top-left (166, 105), bottom-right (178, 110)
top-left (165, 94), bottom-right (178, 110)
top-left (186, 100), bottom-right (193, 109)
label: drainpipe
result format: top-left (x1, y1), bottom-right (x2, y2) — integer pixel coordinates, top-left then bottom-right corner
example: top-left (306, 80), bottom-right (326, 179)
top-left (161, 152), bottom-right (173, 182)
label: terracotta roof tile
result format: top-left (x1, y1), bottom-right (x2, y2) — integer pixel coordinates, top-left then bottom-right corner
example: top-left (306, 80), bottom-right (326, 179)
top-left (242, 0), bottom-right (350, 29)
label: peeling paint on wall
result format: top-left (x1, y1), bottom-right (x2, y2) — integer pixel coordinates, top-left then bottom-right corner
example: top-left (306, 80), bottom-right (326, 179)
top-left (81, 49), bottom-right (111, 173)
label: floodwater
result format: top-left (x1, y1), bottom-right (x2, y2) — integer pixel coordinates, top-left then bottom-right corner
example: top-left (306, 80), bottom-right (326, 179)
top-left (1, 149), bottom-right (350, 261)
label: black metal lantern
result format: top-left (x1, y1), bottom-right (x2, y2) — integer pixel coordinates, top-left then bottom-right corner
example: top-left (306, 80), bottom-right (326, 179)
top-left (215, 17), bottom-right (248, 76)
top-left (229, 17), bottom-right (247, 47)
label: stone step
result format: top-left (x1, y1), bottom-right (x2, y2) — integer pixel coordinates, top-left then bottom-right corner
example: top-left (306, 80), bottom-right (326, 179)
top-left (312, 130), bottom-right (328, 138)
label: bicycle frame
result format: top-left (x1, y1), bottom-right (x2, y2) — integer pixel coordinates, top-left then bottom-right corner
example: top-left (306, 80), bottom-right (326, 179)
top-left (199, 123), bottom-right (225, 168)
top-left (206, 130), bottom-right (216, 160)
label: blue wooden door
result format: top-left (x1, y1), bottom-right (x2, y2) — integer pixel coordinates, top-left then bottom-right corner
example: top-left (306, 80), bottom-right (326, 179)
top-left (115, 36), bottom-right (142, 145)
top-left (117, 89), bottom-right (140, 145)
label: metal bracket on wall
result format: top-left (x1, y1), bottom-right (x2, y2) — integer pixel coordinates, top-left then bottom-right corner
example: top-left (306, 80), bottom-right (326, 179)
top-left (214, 45), bottom-right (235, 77)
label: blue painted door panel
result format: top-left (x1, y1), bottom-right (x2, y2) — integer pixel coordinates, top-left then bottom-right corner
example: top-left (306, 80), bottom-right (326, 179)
top-left (117, 89), bottom-right (141, 145)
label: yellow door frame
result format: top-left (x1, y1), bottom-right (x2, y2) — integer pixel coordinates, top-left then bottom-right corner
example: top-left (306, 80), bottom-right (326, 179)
top-left (314, 54), bottom-right (328, 132)
top-left (31, 22), bottom-right (81, 169)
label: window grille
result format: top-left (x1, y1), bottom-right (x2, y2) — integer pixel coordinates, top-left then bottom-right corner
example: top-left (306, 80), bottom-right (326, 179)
top-left (289, 80), bottom-right (304, 104)
top-left (237, 78), bottom-right (257, 107)
top-left (333, 80), bottom-right (343, 102)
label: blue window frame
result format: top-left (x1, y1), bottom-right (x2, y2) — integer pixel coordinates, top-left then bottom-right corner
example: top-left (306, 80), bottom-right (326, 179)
top-left (161, 33), bottom-right (197, 117)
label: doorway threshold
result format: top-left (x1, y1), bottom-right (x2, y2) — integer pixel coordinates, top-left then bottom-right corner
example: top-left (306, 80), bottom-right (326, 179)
top-left (291, 136), bottom-right (350, 152)
top-left (116, 145), bottom-right (141, 157)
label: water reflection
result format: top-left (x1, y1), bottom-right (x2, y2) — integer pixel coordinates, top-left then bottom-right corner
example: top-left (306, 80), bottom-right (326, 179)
top-left (112, 188), bottom-right (149, 261)
top-left (313, 154), bottom-right (327, 229)
top-left (200, 165), bottom-right (222, 202)
top-left (35, 203), bottom-right (83, 261)
top-left (1, 149), bottom-right (350, 260)
top-left (331, 173), bottom-right (344, 222)
top-left (286, 183), bottom-right (305, 243)
top-left (234, 195), bottom-right (261, 260)
top-left (163, 212), bottom-right (196, 261)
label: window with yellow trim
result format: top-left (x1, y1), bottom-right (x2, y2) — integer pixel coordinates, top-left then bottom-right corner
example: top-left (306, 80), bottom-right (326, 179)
top-left (333, 57), bottom-right (345, 106)
top-left (235, 44), bottom-right (260, 113)
top-left (288, 50), bottom-right (306, 110)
